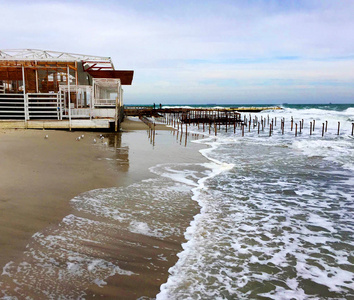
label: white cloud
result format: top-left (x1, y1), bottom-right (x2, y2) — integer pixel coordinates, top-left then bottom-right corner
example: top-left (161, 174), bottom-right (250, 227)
top-left (1, 0), bottom-right (353, 103)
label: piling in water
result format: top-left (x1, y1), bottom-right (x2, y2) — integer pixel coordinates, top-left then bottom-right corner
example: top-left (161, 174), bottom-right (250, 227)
top-left (295, 123), bottom-right (298, 137)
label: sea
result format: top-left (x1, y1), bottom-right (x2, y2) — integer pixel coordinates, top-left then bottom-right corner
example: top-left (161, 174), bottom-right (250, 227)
top-left (1, 103), bottom-right (353, 299)
top-left (157, 103), bottom-right (354, 300)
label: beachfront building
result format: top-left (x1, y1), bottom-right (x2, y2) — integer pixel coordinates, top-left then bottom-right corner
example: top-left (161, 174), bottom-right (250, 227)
top-left (0, 49), bottom-right (133, 130)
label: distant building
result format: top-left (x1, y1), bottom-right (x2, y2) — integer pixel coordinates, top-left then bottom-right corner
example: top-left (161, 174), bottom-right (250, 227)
top-left (0, 49), bottom-right (133, 130)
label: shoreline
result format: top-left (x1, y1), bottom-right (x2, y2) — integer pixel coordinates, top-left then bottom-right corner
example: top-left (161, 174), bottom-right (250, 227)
top-left (0, 119), bottom-right (208, 299)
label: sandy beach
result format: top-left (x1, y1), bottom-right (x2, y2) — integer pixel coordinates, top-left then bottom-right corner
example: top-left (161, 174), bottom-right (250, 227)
top-left (0, 118), bottom-right (207, 299)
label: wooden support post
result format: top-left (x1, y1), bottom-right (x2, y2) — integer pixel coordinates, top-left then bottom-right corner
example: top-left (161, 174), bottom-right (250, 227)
top-left (153, 123), bottom-right (156, 145)
top-left (299, 121), bottom-right (302, 134)
top-left (215, 122), bottom-right (217, 136)
top-left (269, 123), bottom-right (272, 136)
top-left (337, 122), bottom-right (340, 135)
top-left (322, 123), bottom-right (325, 137)
top-left (242, 124), bottom-right (244, 137)
top-left (234, 121), bottom-right (236, 134)
top-left (313, 120), bottom-right (315, 131)
top-left (258, 122), bottom-right (260, 134)
top-left (67, 65), bottom-right (72, 131)
top-left (310, 122), bottom-right (312, 135)
top-left (291, 117), bottom-right (293, 131)
top-left (302, 119), bottom-right (304, 129)
top-left (352, 123), bottom-right (354, 136)
top-left (295, 123), bottom-right (298, 137)
top-left (248, 119), bottom-right (251, 132)
top-left (281, 120), bottom-right (284, 135)
top-left (275, 117), bottom-right (277, 127)
top-left (325, 120), bottom-right (328, 132)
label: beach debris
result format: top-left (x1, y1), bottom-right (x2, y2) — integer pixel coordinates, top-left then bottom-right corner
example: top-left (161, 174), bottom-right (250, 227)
top-left (44, 135), bottom-right (49, 139)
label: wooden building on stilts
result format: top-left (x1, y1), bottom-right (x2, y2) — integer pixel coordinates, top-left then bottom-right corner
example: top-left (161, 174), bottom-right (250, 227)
top-left (0, 49), bottom-right (134, 130)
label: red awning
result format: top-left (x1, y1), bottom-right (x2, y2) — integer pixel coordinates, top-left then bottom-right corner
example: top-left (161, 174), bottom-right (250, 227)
top-left (87, 70), bottom-right (134, 85)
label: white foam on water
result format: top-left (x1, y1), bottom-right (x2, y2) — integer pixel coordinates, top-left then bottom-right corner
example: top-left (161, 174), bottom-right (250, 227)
top-left (1, 161), bottom-right (211, 298)
top-left (157, 106), bottom-right (354, 299)
top-left (0, 214), bottom-right (135, 299)
top-left (129, 220), bottom-right (163, 238)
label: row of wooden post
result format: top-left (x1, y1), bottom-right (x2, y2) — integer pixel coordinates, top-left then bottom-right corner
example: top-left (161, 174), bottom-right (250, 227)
top-left (161, 113), bottom-right (354, 138)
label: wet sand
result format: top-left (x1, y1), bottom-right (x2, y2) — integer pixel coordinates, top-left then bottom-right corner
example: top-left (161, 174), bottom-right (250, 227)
top-left (0, 119), bottom-right (207, 299)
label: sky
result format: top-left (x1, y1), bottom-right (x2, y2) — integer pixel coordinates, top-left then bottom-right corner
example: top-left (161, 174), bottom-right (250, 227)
top-left (1, 0), bottom-right (354, 105)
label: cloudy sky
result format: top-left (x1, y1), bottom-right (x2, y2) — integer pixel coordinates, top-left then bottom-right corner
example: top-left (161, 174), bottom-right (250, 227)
top-left (1, 0), bottom-right (354, 104)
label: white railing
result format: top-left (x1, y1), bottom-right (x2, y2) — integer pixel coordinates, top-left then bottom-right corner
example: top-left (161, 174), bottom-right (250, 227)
top-left (95, 98), bottom-right (116, 106)
top-left (62, 108), bottom-right (90, 119)
top-left (27, 93), bottom-right (59, 120)
top-left (0, 93), bottom-right (25, 119)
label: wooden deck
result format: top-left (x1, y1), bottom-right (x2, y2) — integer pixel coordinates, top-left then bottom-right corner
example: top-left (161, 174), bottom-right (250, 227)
top-left (0, 119), bottom-right (112, 130)
top-left (124, 106), bottom-right (281, 126)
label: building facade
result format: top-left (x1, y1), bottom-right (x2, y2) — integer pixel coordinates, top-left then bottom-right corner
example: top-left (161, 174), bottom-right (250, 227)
top-left (0, 49), bottom-right (133, 130)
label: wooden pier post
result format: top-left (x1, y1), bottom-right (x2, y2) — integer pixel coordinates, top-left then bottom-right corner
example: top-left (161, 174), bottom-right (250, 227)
top-left (269, 123), bottom-right (272, 136)
top-left (153, 123), bottom-right (156, 145)
top-left (234, 121), bottom-right (236, 134)
top-left (258, 122), bottom-right (260, 134)
top-left (299, 120), bottom-right (302, 134)
top-left (248, 119), bottom-right (251, 132)
top-left (275, 117), bottom-right (277, 127)
top-left (325, 120), bottom-right (328, 132)
top-left (313, 120), bottom-right (315, 131)
top-left (352, 123), bottom-right (354, 136)
top-left (242, 124), bottom-right (244, 137)
top-left (295, 123), bottom-right (298, 137)
top-left (337, 122), bottom-right (340, 135)
top-left (291, 117), bottom-right (293, 131)
top-left (322, 123), bottom-right (325, 137)
top-left (215, 122), bottom-right (217, 136)
top-left (281, 120), bottom-right (284, 135)
top-left (310, 122), bottom-right (312, 135)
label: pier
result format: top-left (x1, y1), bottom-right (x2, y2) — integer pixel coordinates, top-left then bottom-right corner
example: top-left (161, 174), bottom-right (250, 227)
top-left (124, 106), bottom-right (282, 127)
top-left (141, 108), bottom-right (354, 146)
